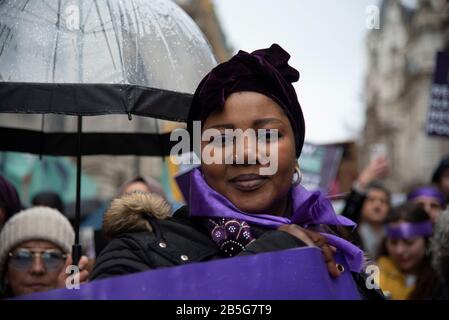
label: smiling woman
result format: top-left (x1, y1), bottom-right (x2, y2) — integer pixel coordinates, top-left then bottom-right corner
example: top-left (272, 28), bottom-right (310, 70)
top-left (90, 44), bottom-right (382, 299)
top-left (377, 202), bottom-right (440, 300)
top-left (200, 91), bottom-right (296, 215)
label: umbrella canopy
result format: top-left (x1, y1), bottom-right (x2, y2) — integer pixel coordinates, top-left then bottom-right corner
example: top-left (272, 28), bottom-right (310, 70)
top-left (0, 0), bottom-right (218, 263)
top-left (0, 0), bottom-right (217, 156)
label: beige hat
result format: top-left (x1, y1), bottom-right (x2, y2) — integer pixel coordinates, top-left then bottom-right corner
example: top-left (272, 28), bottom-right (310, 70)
top-left (0, 206), bottom-right (74, 276)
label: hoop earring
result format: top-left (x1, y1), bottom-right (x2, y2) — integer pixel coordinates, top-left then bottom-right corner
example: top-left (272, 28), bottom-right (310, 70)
top-left (292, 166), bottom-right (302, 187)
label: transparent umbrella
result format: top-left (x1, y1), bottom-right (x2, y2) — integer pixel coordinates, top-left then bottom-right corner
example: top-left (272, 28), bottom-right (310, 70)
top-left (0, 0), bottom-right (217, 263)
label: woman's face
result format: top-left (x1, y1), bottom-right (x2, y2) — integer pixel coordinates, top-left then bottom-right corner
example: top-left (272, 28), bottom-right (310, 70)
top-left (412, 196), bottom-right (442, 222)
top-left (200, 91), bottom-right (297, 215)
top-left (361, 188), bottom-right (390, 225)
top-left (5, 240), bottom-right (66, 296)
top-left (122, 181), bottom-right (150, 195)
top-left (386, 223), bottom-right (427, 273)
top-left (439, 169), bottom-right (449, 199)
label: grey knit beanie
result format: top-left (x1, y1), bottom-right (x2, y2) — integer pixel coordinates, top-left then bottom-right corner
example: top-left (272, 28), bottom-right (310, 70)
top-left (0, 206), bottom-right (74, 276)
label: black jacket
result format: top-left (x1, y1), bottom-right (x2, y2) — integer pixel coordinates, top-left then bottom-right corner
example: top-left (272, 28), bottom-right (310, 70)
top-left (341, 188), bottom-right (366, 250)
top-left (90, 195), bottom-right (383, 300)
top-left (90, 206), bottom-right (307, 279)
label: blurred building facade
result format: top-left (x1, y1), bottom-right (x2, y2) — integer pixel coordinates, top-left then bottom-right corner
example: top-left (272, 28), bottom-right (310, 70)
top-left (361, 0), bottom-right (449, 192)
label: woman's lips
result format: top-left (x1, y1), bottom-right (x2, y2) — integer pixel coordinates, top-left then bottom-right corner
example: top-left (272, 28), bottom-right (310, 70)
top-left (25, 283), bottom-right (48, 291)
top-left (229, 174), bottom-right (268, 191)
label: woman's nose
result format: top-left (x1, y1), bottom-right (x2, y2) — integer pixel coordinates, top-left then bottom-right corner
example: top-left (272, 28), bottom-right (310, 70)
top-left (29, 256), bottom-right (46, 275)
top-left (238, 133), bottom-right (258, 165)
top-left (395, 242), bottom-right (407, 255)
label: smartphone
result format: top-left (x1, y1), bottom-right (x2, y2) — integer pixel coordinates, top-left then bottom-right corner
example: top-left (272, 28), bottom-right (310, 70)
top-left (370, 143), bottom-right (388, 162)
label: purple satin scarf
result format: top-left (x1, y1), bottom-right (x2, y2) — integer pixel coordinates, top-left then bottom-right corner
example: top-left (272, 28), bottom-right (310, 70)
top-left (176, 167), bottom-right (364, 273)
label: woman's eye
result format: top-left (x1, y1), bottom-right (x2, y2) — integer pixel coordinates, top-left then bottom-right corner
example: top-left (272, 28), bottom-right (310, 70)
top-left (44, 252), bottom-right (63, 260)
top-left (210, 134), bottom-right (233, 146)
top-left (16, 252), bottom-right (32, 260)
top-left (258, 130), bottom-right (280, 142)
top-left (388, 239), bottom-right (399, 246)
top-left (405, 238), bottom-right (419, 246)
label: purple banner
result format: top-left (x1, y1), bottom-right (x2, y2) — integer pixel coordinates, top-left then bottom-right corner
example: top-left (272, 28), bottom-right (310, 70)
top-left (17, 247), bottom-right (361, 300)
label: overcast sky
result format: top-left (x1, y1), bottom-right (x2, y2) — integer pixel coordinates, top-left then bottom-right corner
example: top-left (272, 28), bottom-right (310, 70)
top-left (212, 0), bottom-right (417, 144)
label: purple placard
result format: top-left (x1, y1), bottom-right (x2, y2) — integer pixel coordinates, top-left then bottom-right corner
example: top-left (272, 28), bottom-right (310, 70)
top-left (17, 247), bottom-right (361, 300)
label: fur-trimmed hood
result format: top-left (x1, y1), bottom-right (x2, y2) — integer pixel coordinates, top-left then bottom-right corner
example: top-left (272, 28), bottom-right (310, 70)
top-left (103, 192), bottom-right (171, 239)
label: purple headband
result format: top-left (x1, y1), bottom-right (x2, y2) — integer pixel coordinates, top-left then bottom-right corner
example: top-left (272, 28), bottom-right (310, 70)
top-left (386, 221), bottom-right (433, 239)
top-left (407, 187), bottom-right (446, 207)
top-left (187, 44), bottom-right (305, 158)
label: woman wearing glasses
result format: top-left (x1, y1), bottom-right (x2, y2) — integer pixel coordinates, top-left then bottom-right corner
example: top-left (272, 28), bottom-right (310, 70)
top-left (0, 206), bottom-right (89, 298)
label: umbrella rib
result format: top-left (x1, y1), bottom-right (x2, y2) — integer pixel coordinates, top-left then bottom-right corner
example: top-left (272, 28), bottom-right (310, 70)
top-left (80, 0), bottom-right (95, 33)
top-left (77, 0), bottom-right (84, 82)
top-left (0, 28), bottom-right (11, 57)
top-left (20, 0), bottom-right (30, 11)
top-left (147, 6), bottom-right (177, 77)
top-left (93, 0), bottom-right (118, 71)
top-left (3, 4), bottom-right (55, 25)
top-left (130, 0), bottom-right (141, 75)
top-left (105, 0), bottom-right (126, 80)
top-left (51, 0), bottom-right (62, 83)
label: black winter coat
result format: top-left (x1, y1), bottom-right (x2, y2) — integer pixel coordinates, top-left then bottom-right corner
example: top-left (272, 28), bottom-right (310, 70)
top-left (91, 206), bottom-right (307, 279)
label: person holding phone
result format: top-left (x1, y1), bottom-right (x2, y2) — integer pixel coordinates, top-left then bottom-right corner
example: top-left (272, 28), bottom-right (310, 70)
top-left (341, 154), bottom-right (391, 258)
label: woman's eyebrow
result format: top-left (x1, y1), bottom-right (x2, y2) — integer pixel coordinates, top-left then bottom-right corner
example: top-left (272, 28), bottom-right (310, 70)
top-left (204, 123), bottom-right (235, 130)
top-left (253, 118), bottom-right (284, 126)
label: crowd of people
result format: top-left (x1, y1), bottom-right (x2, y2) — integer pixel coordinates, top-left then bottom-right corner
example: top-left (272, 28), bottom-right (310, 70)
top-left (0, 44), bottom-right (448, 300)
top-left (341, 154), bottom-right (449, 299)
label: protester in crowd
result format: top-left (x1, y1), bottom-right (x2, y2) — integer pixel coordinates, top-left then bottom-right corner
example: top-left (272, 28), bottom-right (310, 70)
top-left (32, 191), bottom-right (65, 215)
top-left (0, 175), bottom-right (23, 229)
top-left (119, 176), bottom-right (168, 200)
top-left (430, 207), bottom-right (449, 299)
top-left (80, 176), bottom-right (170, 257)
top-left (431, 154), bottom-right (449, 203)
top-left (90, 44), bottom-right (383, 299)
top-left (82, 176), bottom-right (169, 230)
top-left (407, 185), bottom-right (446, 223)
top-left (0, 206), bottom-right (89, 298)
top-left (377, 202), bottom-right (440, 300)
top-left (341, 156), bottom-right (390, 258)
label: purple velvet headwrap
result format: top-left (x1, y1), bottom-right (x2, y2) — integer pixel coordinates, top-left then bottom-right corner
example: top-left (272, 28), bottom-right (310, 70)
top-left (0, 175), bottom-right (23, 222)
top-left (187, 44), bottom-right (305, 158)
top-left (386, 221), bottom-right (433, 239)
top-left (176, 168), bottom-right (364, 273)
top-left (407, 186), bottom-right (446, 207)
